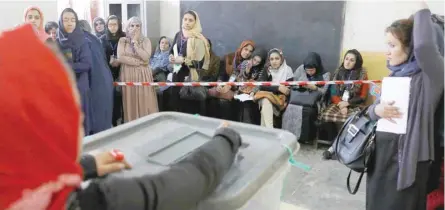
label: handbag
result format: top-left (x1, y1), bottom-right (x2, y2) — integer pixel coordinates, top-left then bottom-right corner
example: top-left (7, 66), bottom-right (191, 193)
top-left (208, 86), bottom-right (235, 101)
top-left (179, 74), bottom-right (208, 101)
top-left (289, 87), bottom-right (322, 107)
top-left (332, 106), bottom-right (376, 194)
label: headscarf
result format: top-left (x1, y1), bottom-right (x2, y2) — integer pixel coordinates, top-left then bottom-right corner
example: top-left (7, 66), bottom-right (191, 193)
top-left (386, 20), bottom-right (421, 77)
top-left (202, 39), bottom-right (221, 81)
top-left (125, 16), bottom-right (144, 53)
top-left (44, 21), bottom-right (58, 34)
top-left (333, 49), bottom-right (365, 96)
top-left (93, 17), bottom-right (106, 38)
top-left (105, 15), bottom-right (125, 42)
top-left (182, 10), bottom-right (211, 75)
top-left (266, 48), bottom-right (293, 82)
top-left (225, 40), bottom-right (256, 76)
top-left (150, 36), bottom-right (171, 70)
top-left (79, 20), bottom-right (92, 33)
top-left (248, 48), bottom-right (267, 79)
top-left (0, 24), bottom-right (82, 210)
top-left (57, 8), bottom-right (85, 49)
top-left (23, 6), bottom-right (49, 41)
top-left (302, 52), bottom-right (326, 81)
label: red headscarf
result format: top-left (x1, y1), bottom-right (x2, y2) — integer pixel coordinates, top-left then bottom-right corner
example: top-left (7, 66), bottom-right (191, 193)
top-left (225, 40), bottom-right (255, 75)
top-left (24, 6), bottom-right (50, 41)
top-left (0, 25), bottom-right (82, 209)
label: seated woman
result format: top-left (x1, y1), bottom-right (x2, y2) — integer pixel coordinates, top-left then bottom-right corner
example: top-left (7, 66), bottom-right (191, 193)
top-left (320, 49), bottom-right (368, 122)
top-left (254, 48), bottom-right (294, 128)
top-left (208, 40), bottom-right (255, 120)
top-left (150, 36), bottom-right (171, 82)
top-left (201, 39), bottom-right (220, 82)
top-left (0, 25), bottom-right (242, 210)
top-left (236, 48), bottom-right (266, 124)
top-left (283, 52), bottom-right (330, 144)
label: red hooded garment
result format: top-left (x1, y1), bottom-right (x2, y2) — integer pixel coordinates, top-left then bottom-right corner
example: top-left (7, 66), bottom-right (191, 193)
top-left (0, 24), bottom-right (82, 209)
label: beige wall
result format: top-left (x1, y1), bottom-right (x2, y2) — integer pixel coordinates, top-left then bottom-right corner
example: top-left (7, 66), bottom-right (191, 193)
top-left (159, 0), bottom-right (180, 39)
top-left (0, 0), bottom-right (58, 31)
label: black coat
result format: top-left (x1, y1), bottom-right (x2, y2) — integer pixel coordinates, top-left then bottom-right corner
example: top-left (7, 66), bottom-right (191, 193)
top-left (70, 127), bottom-right (242, 210)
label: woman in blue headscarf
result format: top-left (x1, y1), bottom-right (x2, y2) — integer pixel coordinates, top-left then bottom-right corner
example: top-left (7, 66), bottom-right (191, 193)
top-left (57, 8), bottom-right (93, 135)
top-left (150, 36), bottom-right (171, 82)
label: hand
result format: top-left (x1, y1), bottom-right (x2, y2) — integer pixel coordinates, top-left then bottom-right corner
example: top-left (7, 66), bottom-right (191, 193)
top-left (169, 54), bottom-right (175, 63)
top-left (219, 121), bottom-right (229, 128)
top-left (340, 107), bottom-right (348, 115)
top-left (133, 29), bottom-right (140, 41)
top-left (6, 174), bottom-right (81, 210)
top-left (374, 101), bottom-right (403, 123)
top-left (216, 85), bottom-right (223, 92)
top-left (93, 150), bottom-right (132, 176)
top-left (111, 60), bottom-right (120, 67)
top-left (306, 84), bottom-right (318, 91)
top-left (278, 85), bottom-right (290, 95)
top-left (245, 60), bottom-right (252, 74)
top-left (174, 56), bottom-right (184, 64)
top-left (338, 101), bottom-right (349, 109)
top-left (223, 85), bottom-right (232, 92)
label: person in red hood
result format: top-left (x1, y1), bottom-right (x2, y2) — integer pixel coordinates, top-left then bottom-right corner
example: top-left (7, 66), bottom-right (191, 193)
top-left (0, 24), bottom-right (241, 210)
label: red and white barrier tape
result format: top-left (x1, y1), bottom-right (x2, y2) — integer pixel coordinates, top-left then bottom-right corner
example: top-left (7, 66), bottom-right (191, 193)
top-left (113, 80), bottom-right (382, 87)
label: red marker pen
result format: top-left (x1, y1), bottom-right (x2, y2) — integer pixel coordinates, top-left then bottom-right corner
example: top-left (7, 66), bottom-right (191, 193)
top-left (110, 149), bottom-right (124, 161)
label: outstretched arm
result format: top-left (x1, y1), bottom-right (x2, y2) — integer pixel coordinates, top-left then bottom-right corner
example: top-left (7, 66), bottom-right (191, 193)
top-left (77, 127), bottom-right (242, 210)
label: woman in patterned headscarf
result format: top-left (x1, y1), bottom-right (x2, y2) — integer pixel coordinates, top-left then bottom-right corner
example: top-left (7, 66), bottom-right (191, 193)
top-left (208, 40), bottom-right (256, 120)
top-left (319, 49), bottom-right (368, 124)
top-left (150, 36), bottom-right (171, 82)
top-left (118, 16), bottom-right (158, 122)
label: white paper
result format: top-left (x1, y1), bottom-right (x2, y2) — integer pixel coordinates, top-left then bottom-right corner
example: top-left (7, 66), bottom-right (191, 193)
top-left (376, 77), bottom-right (411, 134)
top-left (172, 44), bottom-right (181, 73)
top-left (234, 94), bottom-right (253, 102)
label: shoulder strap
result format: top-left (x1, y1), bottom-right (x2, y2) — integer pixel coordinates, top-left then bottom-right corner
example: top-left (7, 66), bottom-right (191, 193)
top-left (346, 169), bottom-right (365, 195)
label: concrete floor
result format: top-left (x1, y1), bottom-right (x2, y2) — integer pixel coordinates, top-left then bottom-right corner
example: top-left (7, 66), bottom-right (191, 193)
top-left (280, 144), bottom-right (366, 210)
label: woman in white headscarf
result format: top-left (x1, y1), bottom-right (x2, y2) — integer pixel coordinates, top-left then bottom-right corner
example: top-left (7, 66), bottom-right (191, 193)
top-left (254, 48), bottom-right (294, 128)
top-left (117, 16), bottom-right (158, 122)
top-left (168, 10), bottom-right (210, 114)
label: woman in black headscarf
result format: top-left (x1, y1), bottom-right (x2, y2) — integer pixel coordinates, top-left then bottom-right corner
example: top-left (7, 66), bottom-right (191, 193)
top-left (100, 15), bottom-right (126, 126)
top-left (284, 52), bottom-right (330, 144)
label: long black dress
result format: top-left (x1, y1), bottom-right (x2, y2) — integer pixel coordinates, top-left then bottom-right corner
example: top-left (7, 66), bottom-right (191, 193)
top-left (100, 31), bottom-right (125, 126)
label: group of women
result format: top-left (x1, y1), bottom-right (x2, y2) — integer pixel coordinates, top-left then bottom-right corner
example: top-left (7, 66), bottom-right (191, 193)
top-left (23, 6), bottom-right (165, 135)
top-left (17, 3), bottom-right (445, 210)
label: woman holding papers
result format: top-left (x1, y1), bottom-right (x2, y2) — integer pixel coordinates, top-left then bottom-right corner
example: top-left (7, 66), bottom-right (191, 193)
top-left (168, 10), bottom-right (211, 115)
top-left (365, 2), bottom-right (444, 210)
